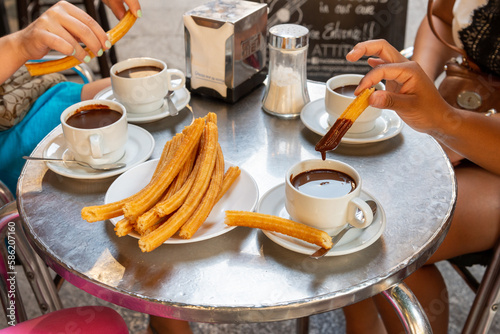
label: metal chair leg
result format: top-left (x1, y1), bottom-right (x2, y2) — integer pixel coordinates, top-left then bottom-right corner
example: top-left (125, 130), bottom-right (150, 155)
top-left (296, 316), bottom-right (310, 334)
top-left (0, 180), bottom-right (15, 207)
top-left (0, 201), bottom-right (62, 325)
top-left (14, 217), bottom-right (63, 313)
top-left (462, 240), bottom-right (500, 334)
top-left (0, 0), bottom-right (9, 37)
top-left (0, 201), bottom-right (28, 324)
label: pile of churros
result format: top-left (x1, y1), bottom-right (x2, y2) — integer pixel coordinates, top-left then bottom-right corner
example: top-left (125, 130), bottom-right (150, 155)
top-left (26, 10), bottom-right (137, 76)
top-left (81, 113), bottom-right (241, 252)
top-left (315, 87), bottom-right (375, 158)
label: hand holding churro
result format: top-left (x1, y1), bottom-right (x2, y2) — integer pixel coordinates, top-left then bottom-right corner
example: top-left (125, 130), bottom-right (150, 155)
top-left (25, 10), bottom-right (137, 76)
top-left (315, 87), bottom-right (375, 158)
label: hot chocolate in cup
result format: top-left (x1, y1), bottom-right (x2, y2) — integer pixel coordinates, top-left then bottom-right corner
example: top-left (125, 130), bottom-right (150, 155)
top-left (110, 57), bottom-right (186, 114)
top-left (60, 100), bottom-right (128, 166)
top-left (285, 159), bottom-right (374, 235)
top-left (325, 74), bottom-right (385, 134)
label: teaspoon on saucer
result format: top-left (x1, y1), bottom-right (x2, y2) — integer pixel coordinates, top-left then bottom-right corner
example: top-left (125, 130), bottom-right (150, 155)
top-left (23, 156), bottom-right (126, 171)
top-left (166, 91), bottom-right (179, 116)
top-left (310, 200), bottom-right (378, 259)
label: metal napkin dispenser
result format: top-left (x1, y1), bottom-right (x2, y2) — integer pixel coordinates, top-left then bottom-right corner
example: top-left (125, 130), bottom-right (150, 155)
top-left (184, 0), bottom-right (267, 103)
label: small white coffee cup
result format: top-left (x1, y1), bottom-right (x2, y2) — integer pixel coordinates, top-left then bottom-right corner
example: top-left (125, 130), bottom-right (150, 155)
top-left (325, 74), bottom-right (385, 133)
top-left (61, 100), bottom-right (128, 165)
top-left (285, 159), bottom-right (373, 235)
top-left (110, 57), bottom-right (186, 114)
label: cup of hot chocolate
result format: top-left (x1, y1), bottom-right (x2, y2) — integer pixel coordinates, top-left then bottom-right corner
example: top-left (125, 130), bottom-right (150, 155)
top-left (60, 100), bottom-right (128, 166)
top-left (110, 57), bottom-right (186, 114)
top-left (285, 159), bottom-right (373, 235)
top-left (325, 74), bottom-right (385, 133)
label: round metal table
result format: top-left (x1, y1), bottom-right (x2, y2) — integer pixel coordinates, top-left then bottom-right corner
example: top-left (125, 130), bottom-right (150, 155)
top-left (17, 82), bottom-right (456, 331)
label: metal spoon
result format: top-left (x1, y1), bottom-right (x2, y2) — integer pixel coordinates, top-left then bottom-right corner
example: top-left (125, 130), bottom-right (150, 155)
top-left (166, 91), bottom-right (179, 116)
top-left (310, 200), bottom-right (378, 259)
top-left (23, 156), bottom-right (126, 171)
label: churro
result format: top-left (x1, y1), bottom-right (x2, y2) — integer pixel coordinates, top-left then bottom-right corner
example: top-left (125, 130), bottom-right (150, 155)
top-left (138, 121), bottom-right (219, 252)
top-left (178, 145), bottom-right (224, 239)
top-left (114, 217), bottom-right (134, 237)
top-left (135, 147), bottom-right (199, 234)
top-left (153, 132), bottom-right (184, 176)
top-left (216, 166), bottom-right (241, 202)
top-left (26, 10), bottom-right (137, 76)
top-left (225, 211), bottom-right (333, 249)
top-left (122, 118), bottom-right (205, 220)
top-left (81, 118), bottom-right (203, 222)
top-left (315, 87), bottom-right (375, 158)
top-left (153, 148), bottom-right (202, 218)
top-left (83, 112), bottom-right (242, 251)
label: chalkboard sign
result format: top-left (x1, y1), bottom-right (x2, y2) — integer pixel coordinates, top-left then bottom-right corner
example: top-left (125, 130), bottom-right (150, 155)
top-left (252, 0), bottom-right (408, 82)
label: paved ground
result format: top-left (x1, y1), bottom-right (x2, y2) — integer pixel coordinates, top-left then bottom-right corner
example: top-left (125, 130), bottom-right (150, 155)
top-left (2, 0), bottom-right (499, 333)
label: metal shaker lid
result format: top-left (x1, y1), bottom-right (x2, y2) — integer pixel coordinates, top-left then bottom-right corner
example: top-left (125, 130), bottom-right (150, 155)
top-left (269, 24), bottom-right (309, 49)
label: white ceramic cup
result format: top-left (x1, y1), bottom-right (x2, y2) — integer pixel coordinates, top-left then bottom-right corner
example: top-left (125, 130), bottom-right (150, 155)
top-left (285, 159), bottom-right (374, 235)
top-left (60, 100), bottom-right (128, 165)
top-left (325, 74), bottom-right (385, 133)
top-left (110, 57), bottom-right (186, 114)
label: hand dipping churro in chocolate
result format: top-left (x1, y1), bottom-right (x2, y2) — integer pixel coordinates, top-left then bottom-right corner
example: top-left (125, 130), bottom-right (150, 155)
top-left (315, 75), bottom-right (380, 158)
top-left (325, 74), bottom-right (385, 133)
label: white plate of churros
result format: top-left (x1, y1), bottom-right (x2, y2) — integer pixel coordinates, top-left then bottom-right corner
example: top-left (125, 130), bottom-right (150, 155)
top-left (105, 159), bottom-right (259, 244)
top-left (258, 183), bottom-right (386, 256)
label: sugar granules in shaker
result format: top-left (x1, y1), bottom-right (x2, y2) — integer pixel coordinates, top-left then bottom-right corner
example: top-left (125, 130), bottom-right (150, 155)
top-left (262, 24), bottom-right (310, 118)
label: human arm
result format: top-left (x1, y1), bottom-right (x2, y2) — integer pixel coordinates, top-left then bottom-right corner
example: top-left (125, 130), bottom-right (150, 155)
top-left (347, 39), bottom-right (500, 175)
top-left (412, 0), bottom-right (459, 80)
top-left (0, 1), bottom-right (110, 84)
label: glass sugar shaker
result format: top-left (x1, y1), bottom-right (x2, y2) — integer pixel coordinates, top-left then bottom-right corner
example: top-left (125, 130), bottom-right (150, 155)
top-left (262, 24), bottom-right (310, 118)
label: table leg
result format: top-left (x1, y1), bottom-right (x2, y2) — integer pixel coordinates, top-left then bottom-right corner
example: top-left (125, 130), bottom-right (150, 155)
top-left (382, 282), bottom-right (433, 334)
top-left (296, 316), bottom-right (310, 334)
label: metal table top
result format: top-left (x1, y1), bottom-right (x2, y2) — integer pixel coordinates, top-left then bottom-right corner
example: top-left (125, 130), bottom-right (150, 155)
top-left (17, 81), bottom-right (456, 323)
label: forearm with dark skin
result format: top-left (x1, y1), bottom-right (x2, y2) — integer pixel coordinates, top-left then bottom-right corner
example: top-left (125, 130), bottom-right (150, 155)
top-left (432, 110), bottom-right (500, 175)
top-left (412, 0), bottom-right (459, 80)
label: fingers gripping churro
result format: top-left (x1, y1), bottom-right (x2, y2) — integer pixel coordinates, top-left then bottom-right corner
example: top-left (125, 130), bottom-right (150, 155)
top-left (315, 87), bottom-right (375, 158)
top-left (26, 10), bottom-right (137, 76)
top-left (225, 211), bottom-right (333, 249)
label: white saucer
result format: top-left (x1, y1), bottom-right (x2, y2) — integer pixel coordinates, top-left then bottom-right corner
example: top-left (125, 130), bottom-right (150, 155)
top-left (300, 98), bottom-right (403, 145)
top-left (105, 159), bottom-right (259, 244)
top-left (41, 124), bottom-right (155, 180)
top-left (94, 86), bottom-right (191, 124)
top-left (258, 183), bottom-right (386, 256)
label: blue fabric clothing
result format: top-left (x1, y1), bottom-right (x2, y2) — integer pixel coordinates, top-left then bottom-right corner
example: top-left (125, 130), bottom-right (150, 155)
top-left (0, 81), bottom-right (83, 196)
